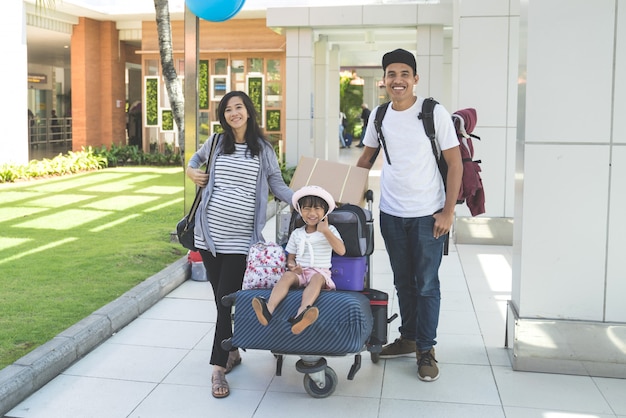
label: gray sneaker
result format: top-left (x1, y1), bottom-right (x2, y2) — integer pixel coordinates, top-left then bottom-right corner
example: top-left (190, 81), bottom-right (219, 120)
top-left (416, 348), bottom-right (439, 381)
top-left (379, 336), bottom-right (416, 358)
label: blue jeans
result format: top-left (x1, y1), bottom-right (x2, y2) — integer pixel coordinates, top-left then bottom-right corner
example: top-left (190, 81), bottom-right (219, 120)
top-left (339, 125), bottom-right (347, 147)
top-left (380, 211), bottom-right (445, 352)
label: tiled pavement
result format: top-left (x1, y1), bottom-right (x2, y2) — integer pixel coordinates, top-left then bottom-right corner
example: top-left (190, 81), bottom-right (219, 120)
top-left (6, 148), bottom-right (626, 417)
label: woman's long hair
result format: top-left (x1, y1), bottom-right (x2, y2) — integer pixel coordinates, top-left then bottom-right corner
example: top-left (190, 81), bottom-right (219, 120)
top-left (217, 91), bottom-right (267, 156)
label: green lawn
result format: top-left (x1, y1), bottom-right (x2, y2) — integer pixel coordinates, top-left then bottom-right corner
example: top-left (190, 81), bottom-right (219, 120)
top-left (0, 166), bottom-right (188, 369)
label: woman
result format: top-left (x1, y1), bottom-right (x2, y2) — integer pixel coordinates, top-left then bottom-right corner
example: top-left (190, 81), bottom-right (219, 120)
top-left (186, 91), bottom-right (293, 399)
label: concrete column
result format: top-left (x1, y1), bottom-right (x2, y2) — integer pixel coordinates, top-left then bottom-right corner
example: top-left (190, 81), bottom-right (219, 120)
top-left (313, 35), bottom-right (329, 159)
top-left (452, 0), bottom-right (519, 242)
top-left (327, 44), bottom-right (341, 162)
top-left (284, 28), bottom-right (314, 167)
top-left (361, 74), bottom-right (378, 111)
top-left (415, 25), bottom-right (446, 108)
top-left (3, 1), bottom-right (29, 164)
top-left (508, 0), bottom-right (626, 378)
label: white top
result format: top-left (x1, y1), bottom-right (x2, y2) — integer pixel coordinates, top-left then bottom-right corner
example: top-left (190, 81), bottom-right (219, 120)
top-left (285, 225), bottom-right (342, 269)
top-left (363, 97), bottom-right (458, 217)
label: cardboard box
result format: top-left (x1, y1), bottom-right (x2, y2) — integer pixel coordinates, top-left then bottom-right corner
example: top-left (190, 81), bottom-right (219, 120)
top-left (289, 156), bottom-right (369, 206)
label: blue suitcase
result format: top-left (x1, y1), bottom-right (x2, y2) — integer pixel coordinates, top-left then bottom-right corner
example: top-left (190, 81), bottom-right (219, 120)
top-left (226, 288), bottom-right (373, 355)
top-left (220, 194), bottom-right (389, 398)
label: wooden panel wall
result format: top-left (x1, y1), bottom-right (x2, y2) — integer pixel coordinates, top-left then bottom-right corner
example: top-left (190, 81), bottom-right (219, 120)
top-left (141, 18), bottom-right (285, 53)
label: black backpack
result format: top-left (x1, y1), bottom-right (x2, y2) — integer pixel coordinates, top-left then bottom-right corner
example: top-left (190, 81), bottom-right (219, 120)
top-left (288, 204), bottom-right (374, 257)
top-left (370, 98), bottom-right (485, 254)
top-left (370, 98), bottom-right (482, 205)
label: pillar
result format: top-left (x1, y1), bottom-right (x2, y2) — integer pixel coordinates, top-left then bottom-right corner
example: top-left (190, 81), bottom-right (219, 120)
top-left (313, 35), bottom-right (330, 159)
top-left (3, 1), bottom-right (29, 165)
top-left (452, 0), bottom-right (519, 243)
top-left (327, 44), bottom-right (341, 161)
top-left (415, 25), bottom-right (446, 108)
top-left (283, 28), bottom-right (315, 167)
top-left (71, 18), bottom-right (126, 151)
top-left (508, 0), bottom-right (626, 378)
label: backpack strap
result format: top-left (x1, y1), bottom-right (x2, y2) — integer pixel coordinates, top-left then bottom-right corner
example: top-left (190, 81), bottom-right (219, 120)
top-left (418, 97), bottom-right (448, 180)
top-left (419, 98), bottom-right (453, 255)
top-left (418, 97), bottom-right (439, 158)
top-left (369, 101), bottom-right (392, 165)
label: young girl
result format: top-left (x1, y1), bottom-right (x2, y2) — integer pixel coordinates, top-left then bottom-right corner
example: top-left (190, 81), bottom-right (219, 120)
top-left (252, 185), bottom-right (346, 335)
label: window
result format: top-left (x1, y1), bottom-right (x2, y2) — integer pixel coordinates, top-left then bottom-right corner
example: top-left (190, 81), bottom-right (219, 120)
top-left (211, 76), bottom-right (228, 101)
top-left (248, 58), bottom-right (264, 73)
top-left (266, 59), bottom-right (282, 108)
top-left (214, 59), bottom-right (227, 75)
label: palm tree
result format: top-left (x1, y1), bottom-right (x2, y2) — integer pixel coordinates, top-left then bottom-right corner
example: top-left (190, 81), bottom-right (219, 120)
top-left (154, 0), bottom-right (185, 150)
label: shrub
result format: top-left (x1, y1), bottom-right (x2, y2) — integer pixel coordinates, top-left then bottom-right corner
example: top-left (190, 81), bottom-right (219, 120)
top-left (0, 145), bottom-right (178, 184)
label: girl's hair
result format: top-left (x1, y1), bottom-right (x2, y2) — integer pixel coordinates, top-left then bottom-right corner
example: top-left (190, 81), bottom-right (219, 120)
top-left (217, 91), bottom-right (267, 156)
top-left (298, 195), bottom-right (329, 213)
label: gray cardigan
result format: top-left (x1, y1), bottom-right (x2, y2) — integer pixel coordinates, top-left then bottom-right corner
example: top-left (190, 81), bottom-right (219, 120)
top-left (188, 134), bottom-right (293, 256)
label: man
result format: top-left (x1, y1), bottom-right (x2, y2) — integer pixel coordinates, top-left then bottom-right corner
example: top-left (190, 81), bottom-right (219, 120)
top-left (357, 103), bottom-right (371, 147)
top-left (339, 111), bottom-right (349, 148)
top-left (50, 110), bottom-right (61, 140)
top-left (356, 48), bottom-right (462, 382)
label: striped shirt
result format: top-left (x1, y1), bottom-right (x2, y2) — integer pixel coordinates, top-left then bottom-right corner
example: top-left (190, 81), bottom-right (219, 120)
top-left (198, 143), bottom-right (260, 254)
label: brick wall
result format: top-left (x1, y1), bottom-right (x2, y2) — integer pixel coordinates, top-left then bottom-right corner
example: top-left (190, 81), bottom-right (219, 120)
top-left (71, 18), bottom-right (128, 151)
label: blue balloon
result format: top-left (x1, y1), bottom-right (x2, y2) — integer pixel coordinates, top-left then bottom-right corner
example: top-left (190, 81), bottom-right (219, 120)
top-left (186, 0), bottom-right (246, 22)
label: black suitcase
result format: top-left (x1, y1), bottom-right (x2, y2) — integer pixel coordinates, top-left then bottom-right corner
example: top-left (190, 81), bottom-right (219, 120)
top-left (288, 203), bottom-right (374, 257)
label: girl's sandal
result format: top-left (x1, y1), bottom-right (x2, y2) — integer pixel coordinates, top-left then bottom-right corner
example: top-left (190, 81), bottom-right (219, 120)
top-left (225, 349), bottom-right (241, 374)
top-left (252, 297), bottom-right (272, 326)
top-left (289, 305), bottom-right (319, 335)
top-left (211, 370), bottom-right (230, 398)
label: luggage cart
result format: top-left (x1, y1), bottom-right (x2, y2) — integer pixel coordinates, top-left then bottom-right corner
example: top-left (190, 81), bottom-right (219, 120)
top-left (221, 190), bottom-right (394, 398)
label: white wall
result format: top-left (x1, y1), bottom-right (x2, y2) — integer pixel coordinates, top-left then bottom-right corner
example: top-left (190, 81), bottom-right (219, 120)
top-left (3, 1), bottom-right (29, 165)
top-left (453, 0), bottom-right (519, 218)
top-left (513, 0), bottom-right (625, 322)
top-left (284, 27), bottom-right (315, 167)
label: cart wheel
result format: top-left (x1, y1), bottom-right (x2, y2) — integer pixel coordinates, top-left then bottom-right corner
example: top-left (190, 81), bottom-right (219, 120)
top-left (370, 352), bottom-right (380, 364)
top-left (303, 367), bottom-right (337, 398)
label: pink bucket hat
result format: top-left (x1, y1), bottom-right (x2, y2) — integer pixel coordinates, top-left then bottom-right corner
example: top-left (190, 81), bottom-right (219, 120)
top-left (292, 185), bottom-right (336, 217)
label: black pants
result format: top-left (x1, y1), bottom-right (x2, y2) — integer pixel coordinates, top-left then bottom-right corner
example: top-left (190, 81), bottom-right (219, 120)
top-left (199, 250), bottom-right (246, 367)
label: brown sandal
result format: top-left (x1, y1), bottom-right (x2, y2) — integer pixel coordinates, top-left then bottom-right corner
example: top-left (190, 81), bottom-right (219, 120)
top-left (289, 306), bottom-right (319, 335)
top-left (225, 349), bottom-right (241, 374)
top-left (211, 370), bottom-right (230, 398)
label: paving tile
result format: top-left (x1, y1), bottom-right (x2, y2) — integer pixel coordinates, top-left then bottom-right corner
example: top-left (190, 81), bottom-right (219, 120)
top-left (493, 366), bottom-right (614, 415)
top-left (128, 383), bottom-right (265, 418)
top-left (379, 398), bottom-right (505, 418)
top-left (62, 343), bottom-right (189, 382)
top-left (7, 375), bottom-right (155, 418)
top-left (108, 317), bottom-right (212, 349)
top-left (382, 360), bottom-right (501, 406)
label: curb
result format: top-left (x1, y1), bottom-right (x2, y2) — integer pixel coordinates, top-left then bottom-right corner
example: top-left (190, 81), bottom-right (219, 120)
top-left (0, 256), bottom-right (190, 415)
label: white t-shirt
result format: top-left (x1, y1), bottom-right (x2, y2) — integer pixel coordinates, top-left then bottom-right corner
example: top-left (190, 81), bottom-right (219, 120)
top-left (363, 97), bottom-right (458, 217)
top-left (285, 225), bottom-right (342, 269)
